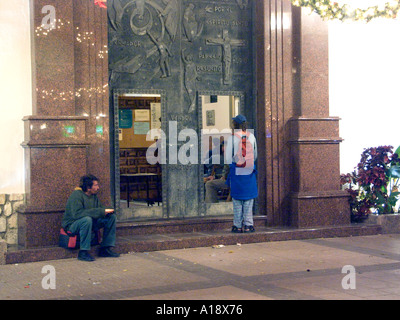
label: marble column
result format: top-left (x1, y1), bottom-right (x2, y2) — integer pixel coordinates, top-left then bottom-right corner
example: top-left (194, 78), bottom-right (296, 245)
top-left (255, 0), bottom-right (350, 227)
top-left (19, 0), bottom-right (109, 247)
top-left (288, 7), bottom-right (350, 227)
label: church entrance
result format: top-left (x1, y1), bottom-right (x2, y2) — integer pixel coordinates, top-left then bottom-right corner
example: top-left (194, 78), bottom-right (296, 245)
top-left (17, 0), bottom-right (353, 252)
top-left (112, 90), bottom-right (246, 221)
top-left (109, 0), bottom-right (255, 221)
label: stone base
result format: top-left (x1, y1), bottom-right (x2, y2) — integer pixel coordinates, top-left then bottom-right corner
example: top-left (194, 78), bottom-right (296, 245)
top-left (365, 214), bottom-right (400, 234)
top-left (18, 208), bottom-right (64, 248)
top-left (289, 191), bottom-right (351, 228)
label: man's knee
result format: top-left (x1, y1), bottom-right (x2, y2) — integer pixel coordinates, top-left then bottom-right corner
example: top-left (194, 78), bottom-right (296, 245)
top-left (79, 216), bottom-right (93, 230)
top-left (81, 216), bottom-right (93, 224)
top-left (205, 180), bottom-right (216, 190)
top-left (99, 214), bottom-right (117, 230)
top-left (107, 213), bottom-right (117, 225)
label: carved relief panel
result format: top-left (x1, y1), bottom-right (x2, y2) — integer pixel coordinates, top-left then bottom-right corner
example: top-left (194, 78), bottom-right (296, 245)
top-left (109, 0), bottom-right (253, 106)
top-left (108, 0), bottom-right (254, 218)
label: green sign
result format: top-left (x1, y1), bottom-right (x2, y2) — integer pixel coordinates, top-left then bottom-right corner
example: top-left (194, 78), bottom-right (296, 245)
top-left (63, 125), bottom-right (75, 137)
top-left (96, 125), bottom-right (103, 135)
top-left (119, 109), bottom-right (133, 129)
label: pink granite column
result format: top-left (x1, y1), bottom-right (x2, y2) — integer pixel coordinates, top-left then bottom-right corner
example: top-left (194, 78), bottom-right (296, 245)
top-left (255, 0), bottom-right (350, 227)
top-left (255, 0), bottom-right (295, 226)
top-left (19, 0), bottom-right (109, 248)
top-left (288, 6), bottom-right (350, 227)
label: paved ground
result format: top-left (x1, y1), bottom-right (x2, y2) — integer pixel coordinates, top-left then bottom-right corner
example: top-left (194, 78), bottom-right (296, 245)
top-left (2, 234), bottom-right (400, 303)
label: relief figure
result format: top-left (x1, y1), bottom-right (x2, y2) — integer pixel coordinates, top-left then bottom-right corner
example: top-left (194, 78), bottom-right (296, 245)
top-left (183, 4), bottom-right (203, 42)
top-left (133, 0), bottom-right (146, 20)
top-left (237, 0), bottom-right (249, 10)
top-left (182, 49), bottom-right (200, 112)
top-left (147, 30), bottom-right (172, 78)
top-left (206, 29), bottom-right (245, 85)
top-left (109, 0), bottom-right (177, 82)
top-left (108, 0), bottom-right (124, 31)
top-left (160, 0), bottom-right (179, 41)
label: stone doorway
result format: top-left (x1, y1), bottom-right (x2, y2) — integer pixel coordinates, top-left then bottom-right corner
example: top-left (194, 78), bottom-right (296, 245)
top-left (113, 91), bottom-right (164, 221)
top-left (109, 0), bottom-right (256, 221)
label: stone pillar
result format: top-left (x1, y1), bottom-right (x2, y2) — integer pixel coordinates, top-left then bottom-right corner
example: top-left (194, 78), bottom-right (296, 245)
top-left (19, 0), bottom-right (109, 248)
top-left (255, 0), bottom-right (296, 226)
top-left (255, 1), bottom-right (350, 227)
top-left (288, 7), bottom-right (350, 227)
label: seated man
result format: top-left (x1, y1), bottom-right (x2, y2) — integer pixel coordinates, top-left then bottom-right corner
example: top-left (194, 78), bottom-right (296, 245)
top-left (204, 141), bottom-right (230, 203)
top-left (61, 174), bottom-right (120, 262)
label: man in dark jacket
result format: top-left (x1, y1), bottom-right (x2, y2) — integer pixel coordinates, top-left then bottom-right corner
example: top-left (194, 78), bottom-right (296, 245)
top-left (62, 174), bottom-right (119, 261)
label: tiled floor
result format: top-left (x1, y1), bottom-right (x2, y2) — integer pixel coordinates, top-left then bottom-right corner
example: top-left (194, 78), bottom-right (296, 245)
top-left (2, 234), bottom-right (400, 300)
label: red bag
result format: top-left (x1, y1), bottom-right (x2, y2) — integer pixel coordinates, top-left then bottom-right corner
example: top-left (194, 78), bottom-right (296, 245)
top-left (234, 131), bottom-right (254, 169)
top-left (59, 228), bottom-right (102, 249)
top-left (59, 228), bottom-right (78, 249)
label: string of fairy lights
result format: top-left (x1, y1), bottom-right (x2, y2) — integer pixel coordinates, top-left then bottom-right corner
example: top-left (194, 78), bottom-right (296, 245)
top-left (36, 0), bottom-right (400, 102)
top-left (37, 85), bottom-right (109, 101)
top-left (35, 15), bottom-right (108, 101)
top-left (291, 0), bottom-right (400, 22)
top-left (34, 1), bottom-right (108, 103)
top-left (35, 19), bottom-right (108, 59)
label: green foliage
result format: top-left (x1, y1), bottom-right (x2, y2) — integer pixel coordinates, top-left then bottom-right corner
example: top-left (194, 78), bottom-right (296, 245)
top-left (341, 145), bottom-right (400, 222)
top-left (291, 0), bottom-right (400, 23)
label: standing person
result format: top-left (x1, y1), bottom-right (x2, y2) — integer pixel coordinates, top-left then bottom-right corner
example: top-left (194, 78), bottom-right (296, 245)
top-left (204, 141), bottom-right (230, 203)
top-left (225, 115), bottom-right (258, 233)
top-left (61, 174), bottom-right (120, 261)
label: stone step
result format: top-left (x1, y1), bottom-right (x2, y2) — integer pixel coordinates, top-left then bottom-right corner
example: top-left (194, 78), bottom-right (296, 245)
top-left (4, 218), bottom-right (382, 264)
top-left (116, 215), bottom-right (268, 236)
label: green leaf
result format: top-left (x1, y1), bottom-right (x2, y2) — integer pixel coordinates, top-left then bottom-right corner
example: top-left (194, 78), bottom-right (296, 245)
top-left (390, 191), bottom-right (400, 199)
top-left (376, 191), bottom-right (386, 205)
top-left (389, 165), bottom-right (400, 179)
top-left (395, 145), bottom-right (400, 157)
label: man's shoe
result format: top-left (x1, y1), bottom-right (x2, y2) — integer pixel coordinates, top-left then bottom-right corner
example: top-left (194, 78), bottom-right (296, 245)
top-left (231, 226), bottom-right (243, 233)
top-left (98, 247), bottom-right (120, 258)
top-left (78, 250), bottom-right (95, 262)
top-left (244, 225), bottom-right (255, 233)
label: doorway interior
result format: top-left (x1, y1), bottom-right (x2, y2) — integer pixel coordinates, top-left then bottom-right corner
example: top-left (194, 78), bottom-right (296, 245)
top-left (199, 92), bottom-right (243, 216)
top-left (115, 93), bottom-right (163, 221)
top-left (113, 91), bottom-right (247, 221)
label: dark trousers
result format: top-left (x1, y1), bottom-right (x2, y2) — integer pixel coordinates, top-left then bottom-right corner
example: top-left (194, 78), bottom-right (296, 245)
top-left (68, 215), bottom-right (117, 251)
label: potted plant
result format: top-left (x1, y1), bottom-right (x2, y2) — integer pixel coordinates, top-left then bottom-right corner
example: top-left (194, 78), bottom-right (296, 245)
top-left (341, 145), bottom-right (400, 223)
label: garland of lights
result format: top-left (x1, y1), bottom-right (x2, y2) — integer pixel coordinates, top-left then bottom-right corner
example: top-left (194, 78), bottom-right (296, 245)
top-left (291, 0), bottom-right (400, 22)
top-left (96, 0), bottom-right (399, 22)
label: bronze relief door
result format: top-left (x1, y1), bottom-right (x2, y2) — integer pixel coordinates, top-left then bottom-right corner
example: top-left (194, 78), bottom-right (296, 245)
top-left (109, 0), bottom-right (255, 220)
